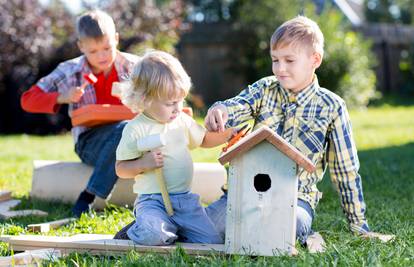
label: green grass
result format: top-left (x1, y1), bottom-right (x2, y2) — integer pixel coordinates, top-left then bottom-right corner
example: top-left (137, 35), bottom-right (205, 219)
top-left (1, 105), bottom-right (414, 266)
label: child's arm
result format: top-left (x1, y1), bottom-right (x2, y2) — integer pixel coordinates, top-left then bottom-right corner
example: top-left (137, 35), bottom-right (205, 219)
top-left (204, 77), bottom-right (269, 132)
top-left (200, 128), bottom-right (235, 148)
top-left (327, 102), bottom-right (393, 242)
top-left (21, 85), bottom-right (87, 113)
top-left (21, 85), bottom-right (61, 114)
top-left (115, 150), bottom-right (163, 179)
top-left (327, 103), bottom-right (369, 234)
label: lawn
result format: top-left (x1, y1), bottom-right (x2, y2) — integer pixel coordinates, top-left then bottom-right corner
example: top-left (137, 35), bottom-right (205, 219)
top-left (0, 104), bottom-right (413, 266)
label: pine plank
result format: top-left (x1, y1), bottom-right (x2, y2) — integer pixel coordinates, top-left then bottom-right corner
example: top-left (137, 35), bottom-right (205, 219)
top-left (28, 218), bottom-right (76, 233)
top-left (1, 234), bottom-right (225, 256)
top-left (0, 248), bottom-right (61, 266)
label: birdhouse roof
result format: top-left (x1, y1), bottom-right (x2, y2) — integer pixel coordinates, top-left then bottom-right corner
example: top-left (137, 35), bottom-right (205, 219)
top-left (218, 126), bottom-right (316, 173)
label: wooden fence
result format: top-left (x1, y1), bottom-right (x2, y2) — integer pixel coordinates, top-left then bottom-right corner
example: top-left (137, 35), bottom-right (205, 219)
top-left (178, 22), bottom-right (414, 106)
top-left (358, 23), bottom-right (414, 93)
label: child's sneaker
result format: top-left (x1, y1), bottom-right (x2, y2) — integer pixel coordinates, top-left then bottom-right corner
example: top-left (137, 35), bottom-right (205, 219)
top-left (113, 220), bottom-right (135, 240)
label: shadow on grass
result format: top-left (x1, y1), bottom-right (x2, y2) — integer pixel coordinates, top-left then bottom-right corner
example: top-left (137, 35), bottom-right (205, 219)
top-left (369, 93), bottom-right (414, 107)
top-left (315, 142), bottom-right (414, 235)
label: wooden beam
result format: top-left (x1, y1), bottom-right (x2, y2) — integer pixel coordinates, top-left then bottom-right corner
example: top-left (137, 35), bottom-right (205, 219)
top-left (0, 199), bottom-right (21, 212)
top-left (1, 234), bottom-right (225, 256)
top-left (0, 199), bottom-right (48, 219)
top-left (0, 248), bottom-right (61, 266)
top-left (28, 218), bottom-right (76, 233)
top-left (0, 210), bottom-right (48, 220)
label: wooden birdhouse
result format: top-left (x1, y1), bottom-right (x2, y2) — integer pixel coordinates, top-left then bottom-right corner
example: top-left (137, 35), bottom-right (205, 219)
top-left (218, 126), bottom-right (315, 256)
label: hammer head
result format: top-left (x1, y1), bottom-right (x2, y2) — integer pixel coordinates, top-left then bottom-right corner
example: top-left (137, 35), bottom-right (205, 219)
top-left (137, 133), bottom-right (166, 151)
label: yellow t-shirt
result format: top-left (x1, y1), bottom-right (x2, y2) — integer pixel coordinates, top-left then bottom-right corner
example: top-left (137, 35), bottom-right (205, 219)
top-left (116, 112), bottom-right (206, 194)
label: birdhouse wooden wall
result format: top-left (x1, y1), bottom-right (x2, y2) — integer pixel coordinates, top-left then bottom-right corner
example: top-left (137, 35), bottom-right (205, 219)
top-left (225, 141), bottom-right (298, 256)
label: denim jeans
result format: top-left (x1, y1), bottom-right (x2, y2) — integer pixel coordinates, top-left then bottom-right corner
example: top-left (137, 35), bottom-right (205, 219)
top-left (127, 192), bottom-right (223, 245)
top-left (74, 121), bottom-right (127, 198)
top-left (206, 193), bottom-right (314, 245)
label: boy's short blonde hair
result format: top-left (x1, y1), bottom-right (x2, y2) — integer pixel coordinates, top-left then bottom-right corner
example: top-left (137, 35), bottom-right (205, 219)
top-left (270, 16), bottom-right (324, 56)
top-left (121, 50), bottom-right (191, 112)
top-left (76, 10), bottom-right (116, 40)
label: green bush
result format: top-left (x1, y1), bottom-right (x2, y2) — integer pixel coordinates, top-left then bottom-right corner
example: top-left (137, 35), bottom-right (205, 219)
top-left (233, 2), bottom-right (378, 108)
top-left (315, 9), bottom-right (378, 108)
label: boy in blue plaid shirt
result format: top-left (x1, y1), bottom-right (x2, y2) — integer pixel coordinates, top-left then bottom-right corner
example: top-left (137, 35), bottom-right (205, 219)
top-left (205, 16), bottom-right (392, 246)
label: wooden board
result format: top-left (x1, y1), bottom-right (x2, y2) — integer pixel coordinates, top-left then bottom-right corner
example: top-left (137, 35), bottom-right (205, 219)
top-left (225, 142), bottom-right (297, 256)
top-left (0, 210), bottom-right (48, 220)
top-left (31, 161), bottom-right (226, 209)
top-left (0, 248), bottom-right (61, 266)
top-left (0, 234), bottom-right (224, 256)
top-left (28, 218), bottom-right (76, 233)
top-left (71, 105), bottom-right (194, 127)
top-left (0, 199), bottom-right (20, 213)
top-left (219, 126), bottom-right (315, 173)
top-left (71, 104), bottom-right (136, 127)
top-left (0, 199), bottom-right (48, 220)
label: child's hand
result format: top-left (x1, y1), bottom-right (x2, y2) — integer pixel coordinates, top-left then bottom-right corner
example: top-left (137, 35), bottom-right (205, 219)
top-left (204, 104), bottom-right (228, 132)
top-left (140, 149), bottom-right (164, 171)
top-left (57, 86), bottom-right (85, 104)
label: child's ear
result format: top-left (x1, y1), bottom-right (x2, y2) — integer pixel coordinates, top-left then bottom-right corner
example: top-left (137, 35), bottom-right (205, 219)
top-left (312, 52), bottom-right (322, 69)
top-left (77, 40), bottom-right (84, 53)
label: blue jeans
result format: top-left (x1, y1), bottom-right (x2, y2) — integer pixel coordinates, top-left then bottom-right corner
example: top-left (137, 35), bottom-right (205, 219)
top-left (206, 194), bottom-right (314, 245)
top-left (74, 121), bottom-right (127, 198)
top-left (127, 192), bottom-right (223, 245)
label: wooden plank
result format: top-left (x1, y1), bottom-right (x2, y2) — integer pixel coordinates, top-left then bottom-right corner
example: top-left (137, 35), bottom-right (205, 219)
top-left (219, 126), bottom-right (316, 173)
top-left (225, 142), bottom-right (297, 256)
top-left (0, 248), bottom-right (61, 266)
top-left (0, 235), bottom-right (11, 243)
top-left (2, 234), bottom-right (225, 256)
top-left (31, 161), bottom-right (225, 209)
top-left (0, 210), bottom-right (48, 220)
top-left (0, 191), bottom-right (12, 203)
top-left (0, 199), bottom-right (21, 213)
top-left (0, 198), bottom-right (48, 219)
top-left (28, 218), bottom-right (76, 233)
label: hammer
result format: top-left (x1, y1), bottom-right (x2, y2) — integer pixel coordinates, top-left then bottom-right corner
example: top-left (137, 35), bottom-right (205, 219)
top-left (137, 134), bottom-right (174, 216)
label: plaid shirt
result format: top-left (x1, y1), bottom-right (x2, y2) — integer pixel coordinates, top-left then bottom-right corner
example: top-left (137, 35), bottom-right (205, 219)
top-left (36, 51), bottom-right (139, 142)
top-left (215, 75), bottom-right (370, 234)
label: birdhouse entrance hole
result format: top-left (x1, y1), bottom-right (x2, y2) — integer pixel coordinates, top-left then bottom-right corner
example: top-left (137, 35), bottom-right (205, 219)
top-left (254, 173), bottom-right (271, 192)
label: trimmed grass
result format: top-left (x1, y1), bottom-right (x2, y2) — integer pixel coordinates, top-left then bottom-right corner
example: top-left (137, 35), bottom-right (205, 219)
top-left (0, 105), bottom-right (414, 266)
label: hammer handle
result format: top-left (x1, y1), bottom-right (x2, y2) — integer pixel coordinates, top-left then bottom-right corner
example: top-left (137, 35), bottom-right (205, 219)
top-left (155, 168), bottom-right (174, 216)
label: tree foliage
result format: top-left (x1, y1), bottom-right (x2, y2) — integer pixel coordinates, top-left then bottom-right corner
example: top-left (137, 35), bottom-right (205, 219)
top-left (364, 0), bottom-right (413, 24)
top-left (86, 0), bottom-right (185, 54)
top-left (0, 0), bottom-right (185, 133)
top-left (0, 0), bottom-right (75, 133)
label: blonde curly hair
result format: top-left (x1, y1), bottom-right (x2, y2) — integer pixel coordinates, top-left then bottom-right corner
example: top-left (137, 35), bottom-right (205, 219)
top-left (121, 50), bottom-right (192, 113)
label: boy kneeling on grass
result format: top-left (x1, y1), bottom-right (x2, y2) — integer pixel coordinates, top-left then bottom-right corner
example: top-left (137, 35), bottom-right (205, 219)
top-left (115, 50), bottom-right (234, 245)
top-left (204, 16), bottom-right (394, 247)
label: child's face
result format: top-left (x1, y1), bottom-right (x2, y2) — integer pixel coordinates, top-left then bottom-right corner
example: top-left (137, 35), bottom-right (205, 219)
top-left (144, 96), bottom-right (184, 124)
top-left (77, 33), bottom-right (119, 74)
top-left (271, 43), bottom-right (321, 93)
